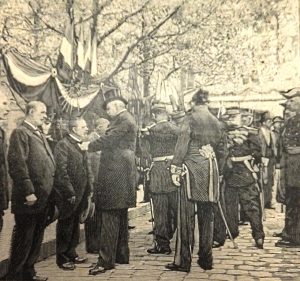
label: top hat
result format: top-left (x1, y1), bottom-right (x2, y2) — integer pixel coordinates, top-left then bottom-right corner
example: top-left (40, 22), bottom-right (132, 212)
top-left (102, 96), bottom-right (128, 110)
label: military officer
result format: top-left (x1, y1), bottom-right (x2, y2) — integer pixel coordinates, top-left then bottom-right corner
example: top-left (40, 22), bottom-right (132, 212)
top-left (165, 89), bottom-right (225, 272)
top-left (223, 107), bottom-right (265, 249)
top-left (142, 104), bottom-right (180, 254)
top-left (275, 88), bottom-right (300, 247)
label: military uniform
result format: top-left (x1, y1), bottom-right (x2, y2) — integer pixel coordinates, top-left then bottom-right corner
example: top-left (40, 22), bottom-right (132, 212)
top-left (167, 102), bottom-right (224, 272)
top-left (143, 120), bottom-right (179, 253)
top-left (224, 125), bottom-right (265, 246)
top-left (279, 114), bottom-right (300, 244)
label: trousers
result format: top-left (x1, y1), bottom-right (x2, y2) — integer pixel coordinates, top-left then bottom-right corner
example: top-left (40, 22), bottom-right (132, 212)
top-left (97, 209), bottom-right (129, 269)
top-left (6, 211), bottom-right (48, 280)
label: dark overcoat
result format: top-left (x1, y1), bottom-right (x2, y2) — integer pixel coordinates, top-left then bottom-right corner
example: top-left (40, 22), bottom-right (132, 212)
top-left (282, 114), bottom-right (300, 188)
top-left (8, 122), bottom-right (56, 214)
top-left (54, 135), bottom-right (93, 219)
top-left (0, 128), bottom-right (8, 211)
top-left (89, 110), bottom-right (138, 210)
top-left (172, 105), bottom-right (223, 203)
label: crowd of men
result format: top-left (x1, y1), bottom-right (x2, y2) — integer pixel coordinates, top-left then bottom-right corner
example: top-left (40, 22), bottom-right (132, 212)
top-left (0, 87), bottom-right (300, 280)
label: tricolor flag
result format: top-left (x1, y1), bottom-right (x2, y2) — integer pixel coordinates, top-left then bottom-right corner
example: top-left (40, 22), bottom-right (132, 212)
top-left (90, 33), bottom-right (98, 77)
top-left (77, 22), bottom-right (85, 70)
top-left (56, 19), bottom-right (75, 82)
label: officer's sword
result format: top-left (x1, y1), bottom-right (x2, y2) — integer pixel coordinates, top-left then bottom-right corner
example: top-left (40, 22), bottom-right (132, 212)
top-left (217, 183), bottom-right (238, 249)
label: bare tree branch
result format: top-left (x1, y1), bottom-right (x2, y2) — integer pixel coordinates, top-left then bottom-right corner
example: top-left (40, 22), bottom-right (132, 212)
top-left (75, 0), bottom-right (112, 25)
top-left (28, 1), bottom-right (64, 36)
top-left (97, 0), bottom-right (151, 46)
top-left (105, 5), bottom-right (182, 81)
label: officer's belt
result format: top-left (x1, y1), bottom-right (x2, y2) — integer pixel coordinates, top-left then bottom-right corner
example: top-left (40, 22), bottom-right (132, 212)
top-left (231, 155), bottom-right (257, 176)
top-left (286, 146), bottom-right (300, 155)
top-left (230, 155), bottom-right (253, 162)
top-left (152, 155), bottom-right (173, 162)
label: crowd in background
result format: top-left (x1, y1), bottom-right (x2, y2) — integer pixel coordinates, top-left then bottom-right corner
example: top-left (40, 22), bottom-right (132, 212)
top-left (0, 87), bottom-right (299, 280)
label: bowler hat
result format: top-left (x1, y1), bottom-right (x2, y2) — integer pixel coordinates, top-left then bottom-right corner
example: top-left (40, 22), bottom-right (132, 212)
top-left (102, 96), bottom-right (128, 110)
top-left (80, 197), bottom-right (95, 224)
top-left (46, 205), bottom-right (59, 226)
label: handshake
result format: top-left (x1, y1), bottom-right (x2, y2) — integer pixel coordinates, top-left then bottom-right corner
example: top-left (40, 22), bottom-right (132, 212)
top-left (78, 141), bottom-right (90, 151)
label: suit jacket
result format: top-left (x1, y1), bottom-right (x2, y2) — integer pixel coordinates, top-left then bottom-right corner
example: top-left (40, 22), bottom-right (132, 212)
top-left (54, 135), bottom-right (93, 219)
top-left (89, 110), bottom-right (138, 210)
top-left (8, 122), bottom-right (56, 214)
top-left (0, 127), bottom-right (8, 211)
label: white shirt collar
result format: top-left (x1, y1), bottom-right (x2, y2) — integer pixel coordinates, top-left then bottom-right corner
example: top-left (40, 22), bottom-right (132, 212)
top-left (24, 120), bottom-right (38, 131)
top-left (69, 133), bottom-right (82, 143)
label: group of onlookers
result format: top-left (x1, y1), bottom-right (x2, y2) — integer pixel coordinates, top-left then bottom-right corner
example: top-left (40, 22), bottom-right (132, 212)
top-left (1, 86), bottom-right (300, 280)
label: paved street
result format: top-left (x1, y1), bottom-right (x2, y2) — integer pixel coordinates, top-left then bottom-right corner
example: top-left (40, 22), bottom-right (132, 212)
top-left (34, 206), bottom-right (300, 281)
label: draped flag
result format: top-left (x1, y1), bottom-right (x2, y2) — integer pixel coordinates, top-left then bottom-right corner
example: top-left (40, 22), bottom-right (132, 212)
top-left (1, 47), bottom-right (104, 116)
top-left (90, 33), bottom-right (98, 77)
top-left (56, 19), bottom-right (75, 83)
top-left (77, 22), bottom-right (85, 70)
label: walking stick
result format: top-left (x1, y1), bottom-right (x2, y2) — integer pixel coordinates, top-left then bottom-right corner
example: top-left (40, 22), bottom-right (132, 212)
top-left (217, 200), bottom-right (238, 249)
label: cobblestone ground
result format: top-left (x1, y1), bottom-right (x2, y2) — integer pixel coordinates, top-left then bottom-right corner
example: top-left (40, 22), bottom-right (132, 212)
top-left (34, 206), bottom-right (300, 281)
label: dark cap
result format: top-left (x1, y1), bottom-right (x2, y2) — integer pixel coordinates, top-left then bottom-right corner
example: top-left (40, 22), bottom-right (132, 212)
top-left (225, 107), bottom-right (240, 116)
top-left (102, 96), bottom-right (128, 110)
top-left (151, 102), bottom-right (166, 111)
top-left (191, 88), bottom-right (209, 105)
top-left (240, 108), bottom-right (253, 116)
top-left (272, 116), bottom-right (284, 123)
top-left (171, 111), bottom-right (185, 119)
top-left (281, 87), bottom-right (300, 99)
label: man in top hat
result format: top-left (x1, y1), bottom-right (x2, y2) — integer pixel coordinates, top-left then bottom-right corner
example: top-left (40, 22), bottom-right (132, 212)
top-left (258, 111), bottom-right (276, 209)
top-left (6, 101), bottom-right (55, 281)
top-left (165, 89), bottom-right (225, 272)
top-left (53, 117), bottom-right (93, 270)
top-left (275, 88), bottom-right (300, 247)
top-left (86, 96), bottom-right (138, 275)
top-left (141, 103), bottom-right (180, 255)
